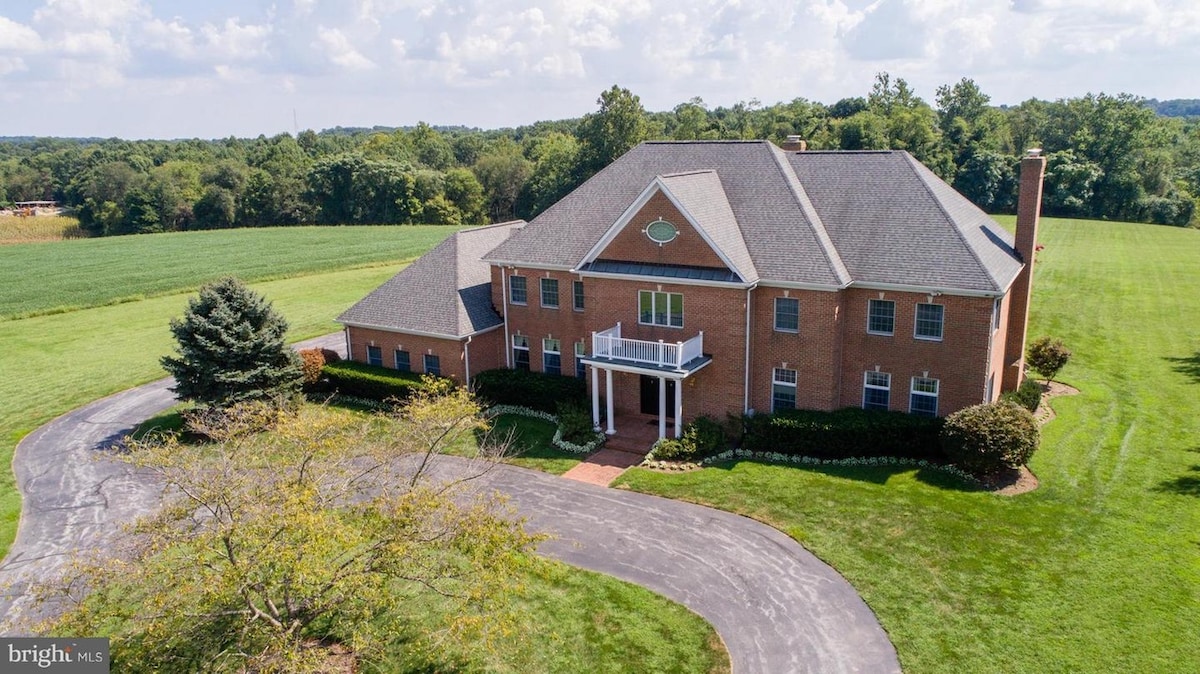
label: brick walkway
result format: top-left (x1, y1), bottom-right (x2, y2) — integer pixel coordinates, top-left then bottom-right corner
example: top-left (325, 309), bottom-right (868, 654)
top-left (561, 414), bottom-right (661, 486)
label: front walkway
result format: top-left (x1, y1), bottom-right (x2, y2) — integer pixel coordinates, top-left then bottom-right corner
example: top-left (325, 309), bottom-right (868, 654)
top-left (1, 336), bottom-right (900, 673)
top-left (562, 414), bottom-right (661, 486)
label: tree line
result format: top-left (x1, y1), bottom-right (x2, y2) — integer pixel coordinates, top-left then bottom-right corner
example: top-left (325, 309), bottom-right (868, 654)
top-left (2, 74), bottom-right (1197, 234)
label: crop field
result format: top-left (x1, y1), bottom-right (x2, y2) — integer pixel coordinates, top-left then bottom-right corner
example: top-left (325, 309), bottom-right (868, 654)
top-left (0, 224), bottom-right (458, 319)
top-left (0, 215), bottom-right (87, 244)
top-left (620, 216), bottom-right (1200, 672)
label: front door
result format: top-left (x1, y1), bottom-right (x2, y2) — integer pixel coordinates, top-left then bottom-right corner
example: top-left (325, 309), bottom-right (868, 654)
top-left (639, 375), bottom-right (675, 418)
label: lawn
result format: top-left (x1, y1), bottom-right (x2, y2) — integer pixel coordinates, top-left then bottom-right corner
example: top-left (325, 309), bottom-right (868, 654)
top-left (617, 216), bottom-right (1200, 672)
top-left (0, 224), bottom-right (458, 319)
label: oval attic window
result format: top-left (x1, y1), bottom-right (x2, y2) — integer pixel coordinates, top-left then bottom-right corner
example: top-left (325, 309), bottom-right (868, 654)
top-left (645, 218), bottom-right (679, 245)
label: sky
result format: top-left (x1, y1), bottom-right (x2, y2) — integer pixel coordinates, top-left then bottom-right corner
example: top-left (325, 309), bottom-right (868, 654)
top-left (0, 0), bottom-right (1197, 139)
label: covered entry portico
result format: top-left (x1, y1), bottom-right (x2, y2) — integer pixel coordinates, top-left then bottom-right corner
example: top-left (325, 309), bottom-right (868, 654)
top-left (581, 323), bottom-right (711, 440)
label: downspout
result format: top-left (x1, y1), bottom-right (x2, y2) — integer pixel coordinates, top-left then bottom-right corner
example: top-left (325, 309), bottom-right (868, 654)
top-left (343, 326), bottom-right (352, 360)
top-left (743, 283), bottom-right (758, 414)
top-left (501, 268), bottom-right (511, 368)
top-left (464, 334), bottom-right (473, 390)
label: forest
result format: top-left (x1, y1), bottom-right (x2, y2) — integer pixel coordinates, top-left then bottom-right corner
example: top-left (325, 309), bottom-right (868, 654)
top-left (2, 74), bottom-right (1198, 234)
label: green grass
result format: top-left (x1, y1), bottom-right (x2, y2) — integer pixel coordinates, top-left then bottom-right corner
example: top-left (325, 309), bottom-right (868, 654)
top-left (617, 216), bottom-right (1200, 672)
top-left (0, 225), bottom-right (458, 319)
top-left (0, 263), bottom-right (402, 559)
top-left (488, 414), bottom-right (584, 475)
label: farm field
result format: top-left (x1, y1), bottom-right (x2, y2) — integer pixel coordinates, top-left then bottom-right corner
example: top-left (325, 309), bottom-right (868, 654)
top-left (0, 214), bottom-right (86, 244)
top-left (0, 224), bottom-right (458, 319)
top-left (618, 216), bottom-right (1200, 672)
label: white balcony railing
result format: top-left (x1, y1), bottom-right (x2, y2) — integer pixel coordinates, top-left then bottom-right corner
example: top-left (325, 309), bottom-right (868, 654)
top-left (591, 322), bottom-right (704, 370)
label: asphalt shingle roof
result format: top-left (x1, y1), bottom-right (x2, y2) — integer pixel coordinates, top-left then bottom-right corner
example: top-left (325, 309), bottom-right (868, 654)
top-left (483, 140), bottom-right (1020, 292)
top-left (337, 221), bottom-right (523, 337)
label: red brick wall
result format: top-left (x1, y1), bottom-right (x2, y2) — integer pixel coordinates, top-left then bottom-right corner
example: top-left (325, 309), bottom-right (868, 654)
top-left (346, 327), bottom-right (468, 383)
top-left (597, 191), bottom-right (730, 270)
top-left (747, 287), bottom-right (843, 414)
top-left (838, 289), bottom-right (993, 415)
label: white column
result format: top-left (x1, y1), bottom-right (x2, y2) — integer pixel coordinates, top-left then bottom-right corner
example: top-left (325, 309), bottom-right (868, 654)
top-left (658, 376), bottom-right (667, 440)
top-left (674, 379), bottom-right (683, 438)
top-left (591, 366), bottom-right (601, 431)
top-left (605, 369), bottom-right (616, 435)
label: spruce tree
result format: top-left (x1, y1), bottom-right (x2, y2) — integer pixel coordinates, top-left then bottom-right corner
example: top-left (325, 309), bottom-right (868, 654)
top-left (162, 277), bottom-right (303, 407)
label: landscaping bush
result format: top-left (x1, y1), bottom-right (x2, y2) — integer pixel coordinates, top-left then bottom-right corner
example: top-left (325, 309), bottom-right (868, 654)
top-left (319, 348), bottom-right (342, 364)
top-left (651, 415), bottom-right (729, 462)
top-left (473, 368), bottom-right (587, 414)
top-left (1002, 378), bottom-right (1043, 413)
top-left (741, 407), bottom-right (944, 461)
top-left (940, 401), bottom-right (1040, 476)
top-left (322, 360), bottom-right (430, 402)
top-left (1027, 336), bottom-right (1072, 383)
top-left (297, 348), bottom-right (327, 387)
top-left (556, 401), bottom-right (595, 445)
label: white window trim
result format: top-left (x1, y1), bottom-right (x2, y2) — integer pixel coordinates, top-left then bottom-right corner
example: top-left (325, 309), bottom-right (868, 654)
top-left (394, 349), bottom-right (410, 371)
top-left (422, 353), bottom-right (440, 375)
top-left (540, 278), bottom-right (559, 309)
top-left (509, 275), bottom-right (527, 305)
top-left (867, 299), bottom-right (896, 336)
top-left (771, 367), bottom-right (797, 412)
top-left (638, 290), bottom-right (684, 329)
top-left (913, 303), bottom-right (945, 342)
top-left (909, 377), bottom-right (939, 416)
top-left (773, 297), bottom-right (800, 333)
top-left (573, 280), bottom-right (585, 312)
top-left (542, 338), bottom-right (562, 374)
top-left (862, 371), bottom-right (891, 410)
top-left (992, 297), bottom-right (1002, 332)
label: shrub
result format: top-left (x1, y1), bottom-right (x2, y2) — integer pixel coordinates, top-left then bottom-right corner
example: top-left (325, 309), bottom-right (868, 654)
top-left (556, 401), bottom-right (595, 445)
top-left (322, 360), bottom-right (430, 402)
top-left (472, 368), bottom-right (587, 414)
top-left (651, 438), bottom-right (692, 461)
top-left (742, 407), bottom-right (944, 461)
top-left (1002, 378), bottom-right (1043, 413)
top-left (940, 401), bottom-right (1040, 476)
top-left (651, 416), bottom-right (728, 462)
top-left (319, 348), bottom-right (342, 364)
top-left (297, 349), bottom-right (326, 387)
top-left (1027, 336), bottom-right (1072, 383)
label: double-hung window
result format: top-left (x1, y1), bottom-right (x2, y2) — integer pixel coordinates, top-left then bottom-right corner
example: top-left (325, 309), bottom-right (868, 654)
top-left (910, 377), bottom-right (939, 417)
top-left (394, 349), bottom-right (410, 372)
top-left (366, 345), bottom-right (383, 367)
top-left (992, 297), bottom-right (1003, 331)
top-left (914, 303), bottom-right (944, 341)
top-left (772, 368), bottom-right (797, 412)
top-left (509, 275), bottom-right (527, 305)
top-left (540, 278), bottom-right (559, 308)
top-left (573, 280), bottom-right (585, 311)
top-left (868, 299), bottom-right (895, 335)
top-left (574, 341), bottom-right (587, 379)
top-left (512, 335), bottom-right (530, 370)
top-left (423, 354), bottom-right (440, 376)
top-left (638, 290), bottom-right (684, 328)
top-left (543, 338), bottom-right (561, 375)
top-left (863, 371), bottom-right (891, 411)
top-left (774, 297), bottom-right (799, 333)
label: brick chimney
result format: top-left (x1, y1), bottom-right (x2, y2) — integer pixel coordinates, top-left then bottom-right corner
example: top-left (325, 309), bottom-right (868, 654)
top-left (1001, 149), bottom-right (1047, 392)
top-left (782, 135), bottom-right (807, 152)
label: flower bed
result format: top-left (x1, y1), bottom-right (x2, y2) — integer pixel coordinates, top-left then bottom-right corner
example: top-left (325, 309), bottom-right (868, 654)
top-left (485, 405), bottom-right (605, 455)
top-left (643, 446), bottom-right (978, 483)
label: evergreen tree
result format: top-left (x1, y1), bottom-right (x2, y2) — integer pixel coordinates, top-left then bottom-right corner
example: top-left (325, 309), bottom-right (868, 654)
top-left (161, 277), bottom-right (303, 407)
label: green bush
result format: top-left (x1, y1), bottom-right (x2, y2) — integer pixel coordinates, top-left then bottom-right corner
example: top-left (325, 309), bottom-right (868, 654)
top-left (322, 360), bottom-right (430, 402)
top-left (742, 407), bottom-right (944, 461)
top-left (940, 401), bottom-right (1040, 475)
top-left (556, 401), bottom-right (596, 445)
top-left (1027, 336), bottom-right (1072, 383)
top-left (473, 368), bottom-right (587, 413)
top-left (1002, 379), bottom-right (1043, 413)
top-left (651, 416), bottom-right (728, 462)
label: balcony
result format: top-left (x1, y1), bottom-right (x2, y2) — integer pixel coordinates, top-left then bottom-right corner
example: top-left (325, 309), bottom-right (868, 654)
top-left (590, 322), bottom-right (705, 371)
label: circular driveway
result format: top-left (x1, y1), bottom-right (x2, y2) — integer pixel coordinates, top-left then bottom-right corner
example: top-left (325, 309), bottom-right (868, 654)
top-left (0, 335), bottom-right (899, 673)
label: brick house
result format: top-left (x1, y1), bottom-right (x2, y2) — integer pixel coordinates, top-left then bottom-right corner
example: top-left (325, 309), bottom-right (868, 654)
top-left (338, 140), bottom-right (1046, 443)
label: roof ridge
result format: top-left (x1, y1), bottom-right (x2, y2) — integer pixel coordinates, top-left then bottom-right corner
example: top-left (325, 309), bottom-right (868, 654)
top-left (899, 152), bottom-right (1000, 291)
top-left (767, 143), bottom-right (851, 285)
top-left (661, 169), bottom-right (716, 178)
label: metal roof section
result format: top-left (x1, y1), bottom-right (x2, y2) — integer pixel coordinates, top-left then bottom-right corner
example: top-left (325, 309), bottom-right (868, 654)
top-left (581, 259), bottom-right (742, 282)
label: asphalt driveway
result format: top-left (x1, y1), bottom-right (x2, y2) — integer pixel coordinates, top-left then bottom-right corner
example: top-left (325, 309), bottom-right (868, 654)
top-left (0, 334), bottom-right (899, 673)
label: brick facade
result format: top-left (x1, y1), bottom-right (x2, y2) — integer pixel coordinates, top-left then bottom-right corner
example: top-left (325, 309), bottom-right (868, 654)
top-left (344, 326), bottom-right (505, 385)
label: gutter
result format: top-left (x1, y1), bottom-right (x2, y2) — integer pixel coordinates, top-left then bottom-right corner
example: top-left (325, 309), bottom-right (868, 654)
top-left (464, 335), bottom-right (473, 389)
top-left (743, 282), bottom-right (758, 414)
top-left (501, 269), bottom-right (511, 368)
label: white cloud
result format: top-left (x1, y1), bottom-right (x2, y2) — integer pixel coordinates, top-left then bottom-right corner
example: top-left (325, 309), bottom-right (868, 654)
top-left (0, 16), bottom-right (44, 52)
top-left (315, 26), bottom-right (376, 70)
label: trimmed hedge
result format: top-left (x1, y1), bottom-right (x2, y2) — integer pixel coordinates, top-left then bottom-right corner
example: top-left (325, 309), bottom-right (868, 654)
top-left (741, 407), bottom-right (945, 461)
top-left (472, 368), bottom-right (587, 414)
top-left (941, 401), bottom-right (1040, 475)
top-left (321, 360), bottom-right (430, 401)
top-left (1002, 378), bottom-right (1043, 413)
